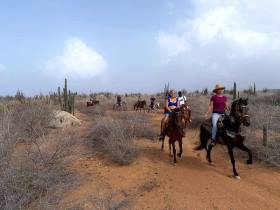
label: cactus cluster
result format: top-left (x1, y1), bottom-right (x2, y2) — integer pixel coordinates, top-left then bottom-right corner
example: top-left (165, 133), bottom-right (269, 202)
top-left (61, 78), bottom-right (75, 115)
top-left (164, 83), bottom-right (170, 98)
top-left (232, 82), bottom-right (257, 98)
top-left (247, 82), bottom-right (257, 95)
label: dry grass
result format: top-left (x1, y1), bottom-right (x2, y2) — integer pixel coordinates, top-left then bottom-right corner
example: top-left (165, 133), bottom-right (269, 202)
top-left (244, 95), bottom-right (280, 166)
top-left (0, 101), bottom-right (79, 210)
top-left (91, 112), bottom-right (157, 165)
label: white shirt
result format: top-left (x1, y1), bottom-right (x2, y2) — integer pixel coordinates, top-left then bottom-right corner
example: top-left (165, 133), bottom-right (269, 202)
top-left (177, 96), bottom-right (187, 106)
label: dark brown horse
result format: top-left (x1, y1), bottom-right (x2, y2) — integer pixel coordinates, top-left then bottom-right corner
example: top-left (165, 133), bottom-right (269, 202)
top-left (161, 104), bottom-right (191, 164)
top-left (87, 99), bottom-right (100, 107)
top-left (134, 100), bottom-right (147, 112)
top-left (194, 98), bottom-right (252, 179)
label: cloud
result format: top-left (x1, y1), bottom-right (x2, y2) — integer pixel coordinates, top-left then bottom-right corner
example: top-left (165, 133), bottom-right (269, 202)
top-left (157, 32), bottom-right (190, 63)
top-left (156, 0), bottom-right (280, 88)
top-left (45, 38), bottom-right (107, 79)
top-left (0, 64), bottom-right (6, 75)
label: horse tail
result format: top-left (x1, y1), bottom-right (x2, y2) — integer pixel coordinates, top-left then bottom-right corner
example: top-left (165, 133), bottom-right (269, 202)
top-left (194, 124), bottom-right (208, 150)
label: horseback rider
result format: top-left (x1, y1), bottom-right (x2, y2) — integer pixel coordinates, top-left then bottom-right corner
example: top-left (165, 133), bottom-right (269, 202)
top-left (177, 91), bottom-right (187, 106)
top-left (159, 90), bottom-right (178, 140)
top-left (117, 95), bottom-right (122, 106)
top-left (204, 84), bottom-right (228, 147)
top-left (150, 96), bottom-right (156, 109)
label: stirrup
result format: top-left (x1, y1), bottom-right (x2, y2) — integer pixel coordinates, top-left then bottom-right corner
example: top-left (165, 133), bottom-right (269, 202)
top-left (210, 141), bottom-right (216, 147)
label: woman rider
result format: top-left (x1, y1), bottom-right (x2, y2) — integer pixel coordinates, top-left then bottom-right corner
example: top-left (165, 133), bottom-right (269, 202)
top-left (159, 90), bottom-right (177, 140)
top-left (204, 84), bottom-right (228, 146)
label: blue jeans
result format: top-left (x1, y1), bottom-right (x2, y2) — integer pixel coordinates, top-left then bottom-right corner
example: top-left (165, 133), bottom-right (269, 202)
top-left (211, 113), bottom-right (222, 141)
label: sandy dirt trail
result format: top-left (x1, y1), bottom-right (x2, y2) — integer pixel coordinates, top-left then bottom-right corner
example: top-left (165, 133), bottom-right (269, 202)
top-left (63, 111), bottom-right (280, 210)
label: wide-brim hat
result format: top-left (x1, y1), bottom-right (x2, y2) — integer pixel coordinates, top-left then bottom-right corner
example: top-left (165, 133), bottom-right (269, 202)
top-left (213, 84), bottom-right (225, 93)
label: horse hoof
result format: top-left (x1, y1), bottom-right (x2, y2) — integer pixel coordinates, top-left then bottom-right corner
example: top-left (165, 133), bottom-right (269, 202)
top-left (208, 162), bottom-right (214, 166)
top-left (246, 159), bottom-right (253, 164)
top-left (234, 175), bottom-right (241, 180)
top-left (177, 153), bottom-right (183, 158)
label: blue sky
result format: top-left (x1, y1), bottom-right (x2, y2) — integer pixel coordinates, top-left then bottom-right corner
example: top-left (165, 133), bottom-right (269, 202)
top-left (0, 0), bottom-right (280, 95)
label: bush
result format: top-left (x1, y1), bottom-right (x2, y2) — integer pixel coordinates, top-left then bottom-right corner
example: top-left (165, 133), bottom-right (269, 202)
top-left (0, 101), bottom-right (77, 209)
top-left (244, 102), bottom-right (280, 167)
top-left (91, 112), bottom-right (157, 165)
top-left (91, 117), bottom-right (137, 165)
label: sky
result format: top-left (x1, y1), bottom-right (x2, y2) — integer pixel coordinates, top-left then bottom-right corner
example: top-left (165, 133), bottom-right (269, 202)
top-left (0, 0), bottom-right (280, 96)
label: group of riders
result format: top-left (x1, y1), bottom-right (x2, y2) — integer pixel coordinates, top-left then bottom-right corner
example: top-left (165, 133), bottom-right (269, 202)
top-left (159, 84), bottom-right (228, 148)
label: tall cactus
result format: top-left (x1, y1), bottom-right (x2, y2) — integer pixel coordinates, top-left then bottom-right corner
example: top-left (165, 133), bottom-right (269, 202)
top-left (58, 86), bottom-right (61, 108)
top-left (233, 81), bottom-right (237, 100)
top-left (253, 82), bottom-right (256, 95)
top-left (164, 83), bottom-right (170, 98)
top-left (63, 78), bottom-right (68, 112)
top-left (60, 78), bottom-right (75, 115)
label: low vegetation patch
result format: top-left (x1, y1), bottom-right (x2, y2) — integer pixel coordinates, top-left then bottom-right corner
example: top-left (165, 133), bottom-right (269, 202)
top-left (91, 112), bottom-right (157, 165)
top-left (0, 101), bottom-right (78, 210)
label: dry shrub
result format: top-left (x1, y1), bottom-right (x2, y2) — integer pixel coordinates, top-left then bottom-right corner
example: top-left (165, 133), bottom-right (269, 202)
top-left (244, 102), bottom-right (280, 167)
top-left (117, 112), bottom-right (157, 139)
top-left (91, 112), bottom-right (157, 165)
top-left (0, 101), bottom-right (78, 210)
top-left (187, 95), bottom-right (209, 128)
top-left (91, 117), bottom-right (137, 165)
top-left (93, 191), bottom-right (129, 210)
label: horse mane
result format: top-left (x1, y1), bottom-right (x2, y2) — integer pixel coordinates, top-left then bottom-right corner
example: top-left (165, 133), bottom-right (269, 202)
top-left (230, 99), bottom-right (240, 116)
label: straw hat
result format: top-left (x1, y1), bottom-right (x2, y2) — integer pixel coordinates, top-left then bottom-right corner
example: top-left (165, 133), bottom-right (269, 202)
top-left (213, 84), bottom-right (225, 93)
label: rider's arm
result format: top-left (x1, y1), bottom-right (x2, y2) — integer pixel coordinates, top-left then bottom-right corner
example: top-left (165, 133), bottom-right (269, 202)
top-left (204, 101), bottom-right (213, 119)
top-left (225, 100), bottom-right (229, 112)
top-left (165, 99), bottom-right (172, 112)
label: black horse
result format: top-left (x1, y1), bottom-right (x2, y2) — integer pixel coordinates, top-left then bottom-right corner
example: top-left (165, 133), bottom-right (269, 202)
top-left (134, 100), bottom-right (147, 112)
top-left (194, 98), bottom-right (252, 179)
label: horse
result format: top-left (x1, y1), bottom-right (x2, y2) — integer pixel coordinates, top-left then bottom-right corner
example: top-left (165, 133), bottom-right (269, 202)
top-left (134, 100), bottom-right (147, 112)
top-left (113, 101), bottom-right (127, 111)
top-left (161, 104), bottom-right (191, 164)
top-left (148, 98), bottom-right (159, 113)
top-left (194, 98), bottom-right (252, 179)
top-left (86, 99), bottom-right (100, 107)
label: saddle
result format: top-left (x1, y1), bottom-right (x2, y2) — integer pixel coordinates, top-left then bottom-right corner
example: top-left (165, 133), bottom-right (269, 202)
top-left (203, 115), bottom-right (244, 143)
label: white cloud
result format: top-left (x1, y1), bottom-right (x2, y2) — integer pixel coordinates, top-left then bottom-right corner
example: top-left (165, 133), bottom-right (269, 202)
top-left (156, 0), bottom-right (280, 88)
top-left (157, 32), bottom-right (189, 63)
top-left (45, 38), bottom-right (107, 79)
top-left (0, 64), bottom-right (6, 74)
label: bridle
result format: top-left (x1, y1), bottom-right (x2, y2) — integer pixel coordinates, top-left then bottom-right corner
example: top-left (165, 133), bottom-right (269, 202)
top-left (233, 102), bottom-right (250, 125)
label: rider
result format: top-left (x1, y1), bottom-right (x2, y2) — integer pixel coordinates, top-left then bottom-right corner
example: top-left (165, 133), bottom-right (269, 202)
top-left (177, 90), bottom-right (191, 129)
top-left (150, 96), bottom-right (156, 109)
top-left (204, 84), bottom-right (228, 146)
top-left (159, 90), bottom-right (177, 140)
top-left (117, 95), bottom-right (122, 106)
top-left (177, 91), bottom-right (187, 106)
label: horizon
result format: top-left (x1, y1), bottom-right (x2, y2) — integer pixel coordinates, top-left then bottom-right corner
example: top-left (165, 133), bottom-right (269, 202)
top-left (1, 0), bottom-right (280, 96)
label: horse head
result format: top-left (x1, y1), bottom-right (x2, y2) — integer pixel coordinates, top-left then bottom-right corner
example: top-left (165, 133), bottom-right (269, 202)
top-left (173, 104), bottom-right (190, 127)
top-left (231, 98), bottom-right (250, 126)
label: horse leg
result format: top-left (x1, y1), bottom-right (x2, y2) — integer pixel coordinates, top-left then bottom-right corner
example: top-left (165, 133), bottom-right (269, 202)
top-left (172, 141), bottom-right (177, 164)
top-left (168, 139), bottom-right (172, 156)
top-left (177, 138), bottom-right (183, 158)
top-left (161, 138), bottom-right (164, 151)
top-left (206, 143), bottom-right (214, 163)
top-left (236, 143), bottom-right (253, 164)
top-left (227, 145), bottom-right (239, 178)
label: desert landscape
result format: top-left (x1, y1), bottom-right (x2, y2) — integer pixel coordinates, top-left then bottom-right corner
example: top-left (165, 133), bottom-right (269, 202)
top-left (0, 84), bottom-right (279, 210)
top-left (1, 1), bottom-right (280, 209)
